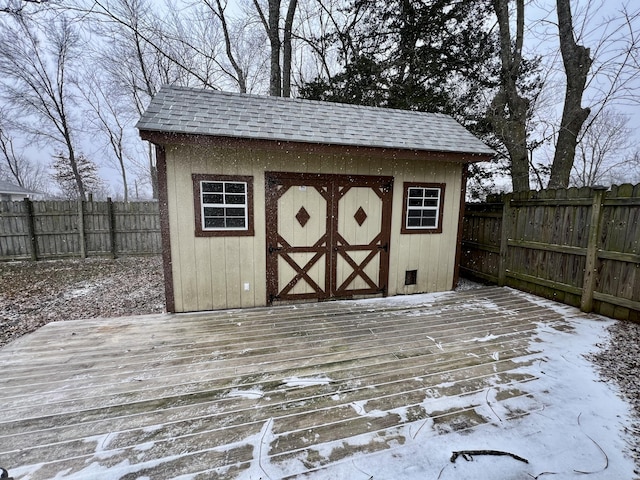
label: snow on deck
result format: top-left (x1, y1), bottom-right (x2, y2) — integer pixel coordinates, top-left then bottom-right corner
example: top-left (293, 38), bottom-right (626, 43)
top-left (0, 286), bottom-right (635, 479)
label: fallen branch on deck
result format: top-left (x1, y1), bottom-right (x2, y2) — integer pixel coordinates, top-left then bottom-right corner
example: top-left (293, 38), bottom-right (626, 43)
top-left (450, 450), bottom-right (529, 464)
top-left (1, 467), bottom-right (14, 480)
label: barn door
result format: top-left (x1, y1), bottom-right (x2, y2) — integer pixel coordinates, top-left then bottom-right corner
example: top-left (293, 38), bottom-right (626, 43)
top-left (266, 172), bottom-right (393, 304)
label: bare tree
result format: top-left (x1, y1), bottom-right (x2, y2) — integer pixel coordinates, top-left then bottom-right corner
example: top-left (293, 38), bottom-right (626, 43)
top-left (282, 0), bottom-right (298, 96)
top-left (547, 0), bottom-right (593, 188)
top-left (0, 124), bottom-right (27, 188)
top-left (0, 14), bottom-right (88, 199)
top-left (252, 0), bottom-right (298, 96)
top-left (292, 0), bottom-right (371, 94)
top-left (614, 150), bottom-right (640, 185)
top-left (84, 0), bottom-right (174, 199)
top-left (501, 0), bottom-right (640, 192)
top-left (576, 4), bottom-right (640, 121)
top-left (80, 71), bottom-right (139, 201)
top-left (202, 0), bottom-right (248, 92)
top-left (0, 122), bottom-right (47, 191)
top-left (488, 0), bottom-right (530, 192)
top-left (81, 0), bottom-right (251, 197)
top-left (1, 0), bottom-right (47, 14)
top-left (51, 152), bottom-right (104, 200)
top-left (84, 0), bottom-right (219, 88)
top-left (570, 108), bottom-right (632, 187)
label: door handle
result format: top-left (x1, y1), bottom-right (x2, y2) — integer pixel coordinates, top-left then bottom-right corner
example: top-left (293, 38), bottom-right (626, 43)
top-left (268, 245), bottom-right (283, 254)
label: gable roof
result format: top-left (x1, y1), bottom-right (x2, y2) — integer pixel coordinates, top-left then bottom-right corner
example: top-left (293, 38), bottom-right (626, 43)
top-left (0, 179), bottom-right (39, 195)
top-left (137, 85), bottom-right (494, 158)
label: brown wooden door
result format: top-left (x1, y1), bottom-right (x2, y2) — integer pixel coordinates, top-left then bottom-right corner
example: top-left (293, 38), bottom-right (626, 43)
top-left (266, 172), bottom-right (393, 304)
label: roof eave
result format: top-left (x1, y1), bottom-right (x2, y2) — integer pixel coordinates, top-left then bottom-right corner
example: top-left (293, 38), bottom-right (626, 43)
top-left (138, 130), bottom-right (495, 164)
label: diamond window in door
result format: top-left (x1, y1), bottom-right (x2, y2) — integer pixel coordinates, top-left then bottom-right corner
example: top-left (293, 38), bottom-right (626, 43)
top-left (353, 206), bottom-right (368, 226)
top-left (295, 206), bottom-right (311, 227)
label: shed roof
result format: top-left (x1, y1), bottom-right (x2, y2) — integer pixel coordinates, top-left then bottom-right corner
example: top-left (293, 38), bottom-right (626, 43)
top-left (137, 85), bottom-right (494, 158)
top-left (0, 179), bottom-right (38, 195)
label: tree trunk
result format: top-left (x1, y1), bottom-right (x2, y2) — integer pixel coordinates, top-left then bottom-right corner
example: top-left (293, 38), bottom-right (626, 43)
top-left (491, 0), bottom-right (530, 192)
top-left (118, 146), bottom-right (129, 203)
top-left (548, 0), bottom-right (592, 189)
top-left (505, 118), bottom-right (530, 192)
top-left (212, 0), bottom-right (247, 93)
top-left (268, 0), bottom-right (282, 96)
top-left (67, 148), bottom-right (87, 201)
top-left (61, 112), bottom-right (86, 200)
top-left (132, 26), bottom-right (159, 198)
top-left (282, 0), bottom-right (297, 97)
top-left (0, 131), bottom-right (25, 187)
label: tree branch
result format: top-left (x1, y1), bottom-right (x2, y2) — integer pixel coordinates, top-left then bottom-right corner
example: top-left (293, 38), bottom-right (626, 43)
top-left (450, 450), bottom-right (529, 464)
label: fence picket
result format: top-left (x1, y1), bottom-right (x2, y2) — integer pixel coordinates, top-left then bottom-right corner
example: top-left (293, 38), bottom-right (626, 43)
top-left (580, 186), bottom-right (607, 312)
top-left (0, 200), bottom-right (161, 261)
top-left (462, 184), bottom-right (640, 321)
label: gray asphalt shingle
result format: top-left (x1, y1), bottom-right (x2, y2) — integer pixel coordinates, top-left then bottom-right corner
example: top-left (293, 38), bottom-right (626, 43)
top-left (0, 180), bottom-right (39, 195)
top-left (137, 85), bottom-right (495, 156)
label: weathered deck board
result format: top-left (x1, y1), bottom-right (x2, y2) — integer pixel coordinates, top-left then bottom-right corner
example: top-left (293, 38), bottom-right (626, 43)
top-left (0, 287), bottom-right (578, 479)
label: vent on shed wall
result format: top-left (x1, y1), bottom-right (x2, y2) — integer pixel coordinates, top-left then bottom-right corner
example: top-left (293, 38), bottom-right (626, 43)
top-left (405, 270), bottom-right (417, 286)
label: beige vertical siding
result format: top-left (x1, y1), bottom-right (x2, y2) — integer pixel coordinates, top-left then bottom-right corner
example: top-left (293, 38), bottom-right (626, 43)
top-left (164, 143), bottom-right (463, 312)
top-left (389, 159), bottom-right (462, 296)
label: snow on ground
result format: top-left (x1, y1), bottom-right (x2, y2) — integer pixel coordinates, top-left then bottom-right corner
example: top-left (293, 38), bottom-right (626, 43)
top-left (227, 388), bottom-right (265, 400)
top-left (251, 292), bottom-right (636, 479)
top-left (283, 376), bottom-right (333, 388)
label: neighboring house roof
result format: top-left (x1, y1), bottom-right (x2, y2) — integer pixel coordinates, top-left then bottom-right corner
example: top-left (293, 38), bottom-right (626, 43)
top-left (0, 179), bottom-right (39, 196)
top-left (137, 85), bottom-right (495, 158)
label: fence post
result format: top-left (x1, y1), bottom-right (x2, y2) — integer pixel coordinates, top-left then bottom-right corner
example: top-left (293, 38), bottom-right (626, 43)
top-left (107, 197), bottom-right (117, 259)
top-left (580, 186), bottom-right (607, 313)
top-left (78, 199), bottom-right (86, 259)
top-left (498, 194), bottom-right (511, 287)
top-left (23, 198), bottom-right (38, 261)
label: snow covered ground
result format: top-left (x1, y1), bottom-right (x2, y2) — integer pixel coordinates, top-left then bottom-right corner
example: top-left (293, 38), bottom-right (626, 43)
top-left (280, 293), bottom-right (635, 480)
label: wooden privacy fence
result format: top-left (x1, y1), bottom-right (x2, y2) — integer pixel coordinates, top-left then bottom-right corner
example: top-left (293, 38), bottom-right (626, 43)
top-left (461, 184), bottom-right (640, 321)
top-left (0, 199), bottom-right (161, 261)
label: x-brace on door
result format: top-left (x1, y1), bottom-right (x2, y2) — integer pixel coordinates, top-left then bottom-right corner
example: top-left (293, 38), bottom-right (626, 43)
top-left (265, 172), bottom-right (393, 304)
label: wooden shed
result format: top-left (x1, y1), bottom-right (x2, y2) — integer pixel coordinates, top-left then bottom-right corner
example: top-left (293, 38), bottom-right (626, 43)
top-left (137, 86), bottom-right (494, 313)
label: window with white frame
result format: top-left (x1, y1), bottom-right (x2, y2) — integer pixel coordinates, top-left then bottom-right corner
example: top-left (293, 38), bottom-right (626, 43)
top-left (401, 182), bottom-right (445, 234)
top-left (193, 174), bottom-right (254, 236)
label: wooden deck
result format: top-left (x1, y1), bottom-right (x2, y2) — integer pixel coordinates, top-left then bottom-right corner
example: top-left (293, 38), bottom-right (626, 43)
top-left (0, 286), bottom-right (583, 479)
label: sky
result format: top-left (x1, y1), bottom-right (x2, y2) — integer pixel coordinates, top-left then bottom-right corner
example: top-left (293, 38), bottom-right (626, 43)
top-left (109, 0), bottom-right (640, 195)
top-left (3, 0), bottom-right (639, 198)
top-left (526, 0), bottom-right (640, 160)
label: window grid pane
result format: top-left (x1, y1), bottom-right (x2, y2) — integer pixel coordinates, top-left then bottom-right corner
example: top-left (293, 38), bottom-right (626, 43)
top-left (201, 181), bottom-right (248, 230)
top-left (406, 187), bottom-right (441, 230)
